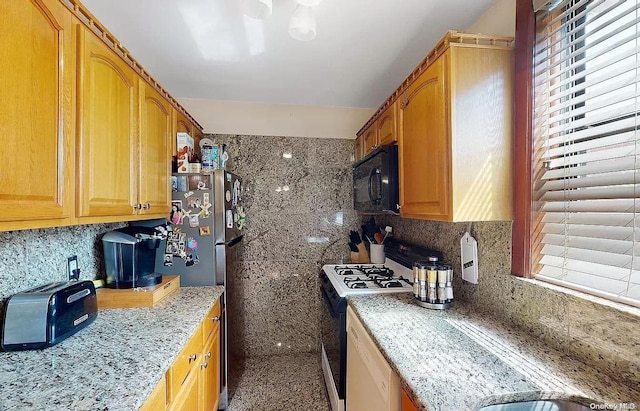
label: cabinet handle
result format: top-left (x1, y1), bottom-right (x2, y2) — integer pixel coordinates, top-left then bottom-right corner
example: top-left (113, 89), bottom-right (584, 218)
top-left (206, 351), bottom-right (212, 359)
top-left (201, 361), bottom-right (208, 369)
top-left (143, 203), bottom-right (151, 210)
top-left (133, 203), bottom-right (142, 210)
top-left (212, 316), bottom-right (220, 322)
top-left (188, 353), bottom-right (197, 362)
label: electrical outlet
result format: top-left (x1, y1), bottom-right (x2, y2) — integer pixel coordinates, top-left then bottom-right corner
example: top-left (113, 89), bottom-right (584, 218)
top-left (67, 256), bottom-right (79, 281)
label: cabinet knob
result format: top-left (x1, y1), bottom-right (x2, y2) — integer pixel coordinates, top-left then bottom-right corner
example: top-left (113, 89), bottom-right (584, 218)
top-left (201, 362), bottom-right (208, 369)
top-left (142, 203), bottom-right (151, 210)
top-left (133, 203), bottom-right (142, 210)
top-left (188, 353), bottom-right (197, 362)
top-left (212, 316), bottom-right (220, 322)
top-left (206, 351), bottom-right (212, 359)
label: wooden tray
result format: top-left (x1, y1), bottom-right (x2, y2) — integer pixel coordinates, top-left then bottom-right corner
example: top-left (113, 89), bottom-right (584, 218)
top-left (96, 276), bottom-right (180, 309)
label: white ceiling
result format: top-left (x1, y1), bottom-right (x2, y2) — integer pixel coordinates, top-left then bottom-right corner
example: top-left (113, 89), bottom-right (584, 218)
top-left (81, 0), bottom-right (496, 109)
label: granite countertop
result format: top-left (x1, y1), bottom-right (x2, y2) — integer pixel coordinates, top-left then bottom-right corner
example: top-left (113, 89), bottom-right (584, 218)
top-left (348, 294), bottom-right (640, 410)
top-left (0, 286), bottom-right (224, 411)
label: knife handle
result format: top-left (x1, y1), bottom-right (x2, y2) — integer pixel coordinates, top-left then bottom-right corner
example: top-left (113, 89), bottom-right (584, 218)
top-left (356, 242), bottom-right (370, 264)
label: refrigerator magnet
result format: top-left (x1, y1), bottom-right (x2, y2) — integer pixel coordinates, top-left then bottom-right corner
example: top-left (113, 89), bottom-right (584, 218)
top-left (188, 197), bottom-right (201, 209)
top-left (185, 254), bottom-right (195, 267)
top-left (199, 226), bottom-right (211, 236)
top-left (171, 176), bottom-right (178, 192)
top-left (199, 203), bottom-right (212, 218)
top-left (197, 180), bottom-right (208, 190)
top-left (184, 191), bottom-right (194, 198)
top-left (176, 176), bottom-right (188, 192)
top-left (236, 205), bottom-right (246, 230)
top-left (189, 214), bottom-right (200, 228)
top-left (226, 210), bottom-right (233, 228)
top-left (186, 237), bottom-right (198, 251)
top-left (163, 254), bottom-right (173, 267)
top-left (170, 201), bottom-right (184, 225)
top-left (225, 190), bottom-right (231, 203)
top-left (203, 193), bottom-right (210, 205)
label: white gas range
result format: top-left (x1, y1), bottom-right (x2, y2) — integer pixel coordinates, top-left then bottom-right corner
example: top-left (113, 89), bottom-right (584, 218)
top-left (319, 240), bottom-right (443, 411)
top-left (321, 258), bottom-right (414, 298)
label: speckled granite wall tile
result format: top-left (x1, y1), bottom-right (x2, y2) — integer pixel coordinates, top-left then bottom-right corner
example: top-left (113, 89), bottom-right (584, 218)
top-left (208, 134), bottom-right (354, 358)
top-left (229, 260), bottom-right (322, 357)
top-left (0, 223), bottom-right (125, 300)
top-left (374, 215), bottom-right (640, 388)
top-left (307, 138), bottom-right (356, 168)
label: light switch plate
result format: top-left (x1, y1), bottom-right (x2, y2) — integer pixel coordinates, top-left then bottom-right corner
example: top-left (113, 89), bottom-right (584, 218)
top-left (461, 231), bottom-right (479, 284)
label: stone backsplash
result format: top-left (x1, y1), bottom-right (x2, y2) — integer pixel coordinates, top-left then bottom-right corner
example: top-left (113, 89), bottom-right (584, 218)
top-left (209, 134), bottom-right (355, 358)
top-left (0, 223), bottom-right (126, 322)
top-left (374, 215), bottom-right (640, 388)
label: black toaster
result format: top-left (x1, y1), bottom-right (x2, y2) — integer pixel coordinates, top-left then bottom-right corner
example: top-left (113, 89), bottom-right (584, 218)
top-left (1, 280), bottom-right (98, 351)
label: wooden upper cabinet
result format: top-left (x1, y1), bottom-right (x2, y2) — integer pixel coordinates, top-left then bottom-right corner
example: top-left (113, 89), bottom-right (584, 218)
top-left (397, 44), bottom-right (513, 221)
top-left (76, 26), bottom-right (138, 219)
top-left (362, 123), bottom-right (378, 156)
top-left (192, 126), bottom-right (204, 159)
top-left (0, 0), bottom-right (75, 229)
top-left (139, 81), bottom-right (171, 216)
top-left (172, 109), bottom-right (192, 156)
top-left (377, 101), bottom-right (398, 146)
top-left (354, 135), bottom-right (364, 163)
top-left (399, 56), bottom-right (450, 220)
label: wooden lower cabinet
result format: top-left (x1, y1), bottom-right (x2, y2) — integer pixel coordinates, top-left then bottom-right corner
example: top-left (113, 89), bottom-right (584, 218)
top-left (140, 376), bottom-right (166, 411)
top-left (201, 328), bottom-right (221, 411)
top-left (401, 389), bottom-right (420, 411)
top-left (140, 298), bottom-right (221, 411)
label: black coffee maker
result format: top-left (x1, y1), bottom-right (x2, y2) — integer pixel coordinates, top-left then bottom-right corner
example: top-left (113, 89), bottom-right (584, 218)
top-left (102, 226), bottom-right (162, 288)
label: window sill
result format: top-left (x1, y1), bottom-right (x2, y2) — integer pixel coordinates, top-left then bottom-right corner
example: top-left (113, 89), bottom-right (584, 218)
top-left (513, 275), bottom-right (640, 319)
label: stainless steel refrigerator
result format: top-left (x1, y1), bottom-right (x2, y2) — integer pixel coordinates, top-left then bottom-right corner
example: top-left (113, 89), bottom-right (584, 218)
top-left (154, 169), bottom-right (244, 410)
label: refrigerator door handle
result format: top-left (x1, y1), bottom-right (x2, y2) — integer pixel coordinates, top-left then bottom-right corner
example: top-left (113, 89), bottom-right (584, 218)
top-left (226, 236), bottom-right (243, 248)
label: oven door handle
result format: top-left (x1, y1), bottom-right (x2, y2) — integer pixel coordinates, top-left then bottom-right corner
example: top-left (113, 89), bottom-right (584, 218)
top-left (321, 286), bottom-right (339, 320)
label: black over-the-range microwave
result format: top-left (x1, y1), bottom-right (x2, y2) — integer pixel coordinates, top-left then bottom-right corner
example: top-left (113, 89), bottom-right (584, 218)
top-left (353, 145), bottom-right (399, 214)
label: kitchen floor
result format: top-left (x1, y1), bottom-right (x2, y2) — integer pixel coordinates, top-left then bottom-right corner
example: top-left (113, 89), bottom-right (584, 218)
top-left (228, 353), bottom-right (330, 411)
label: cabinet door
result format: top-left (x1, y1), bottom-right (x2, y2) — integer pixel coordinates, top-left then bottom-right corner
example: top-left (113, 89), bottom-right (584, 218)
top-left (77, 27), bottom-right (138, 218)
top-left (169, 367), bottom-right (199, 411)
top-left (192, 126), bottom-right (204, 159)
top-left (140, 375), bottom-right (166, 411)
top-left (173, 109), bottom-right (192, 156)
top-left (401, 389), bottom-right (419, 411)
top-left (377, 102), bottom-right (398, 146)
top-left (398, 55), bottom-right (450, 220)
top-left (139, 81), bottom-right (171, 216)
top-left (354, 135), bottom-right (364, 162)
top-left (200, 328), bottom-right (220, 411)
top-left (362, 124), bottom-right (378, 156)
top-left (0, 0), bottom-right (74, 227)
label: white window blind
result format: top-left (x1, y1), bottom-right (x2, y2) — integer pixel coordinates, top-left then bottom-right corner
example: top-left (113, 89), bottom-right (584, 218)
top-left (533, 0), bottom-right (640, 307)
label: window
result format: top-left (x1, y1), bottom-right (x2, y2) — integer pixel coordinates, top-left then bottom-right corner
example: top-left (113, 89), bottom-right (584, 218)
top-left (532, 0), bottom-right (640, 307)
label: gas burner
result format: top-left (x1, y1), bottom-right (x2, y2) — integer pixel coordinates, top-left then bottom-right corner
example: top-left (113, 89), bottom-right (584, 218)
top-left (343, 277), bottom-right (370, 289)
top-left (380, 280), bottom-right (403, 288)
top-left (373, 275), bottom-right (412, 288)
top-left (363, 267), bottom-right (394, 277)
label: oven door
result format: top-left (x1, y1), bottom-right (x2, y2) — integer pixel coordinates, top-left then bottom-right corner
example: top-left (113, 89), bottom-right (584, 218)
top-left (320, 280), bottom-right (346, 411)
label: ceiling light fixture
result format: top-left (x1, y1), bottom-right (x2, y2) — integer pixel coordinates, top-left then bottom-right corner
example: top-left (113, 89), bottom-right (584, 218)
top-left (241, 0), bottom-right (272, 20)
top-left (289, 5), bottom-right (316, 41)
